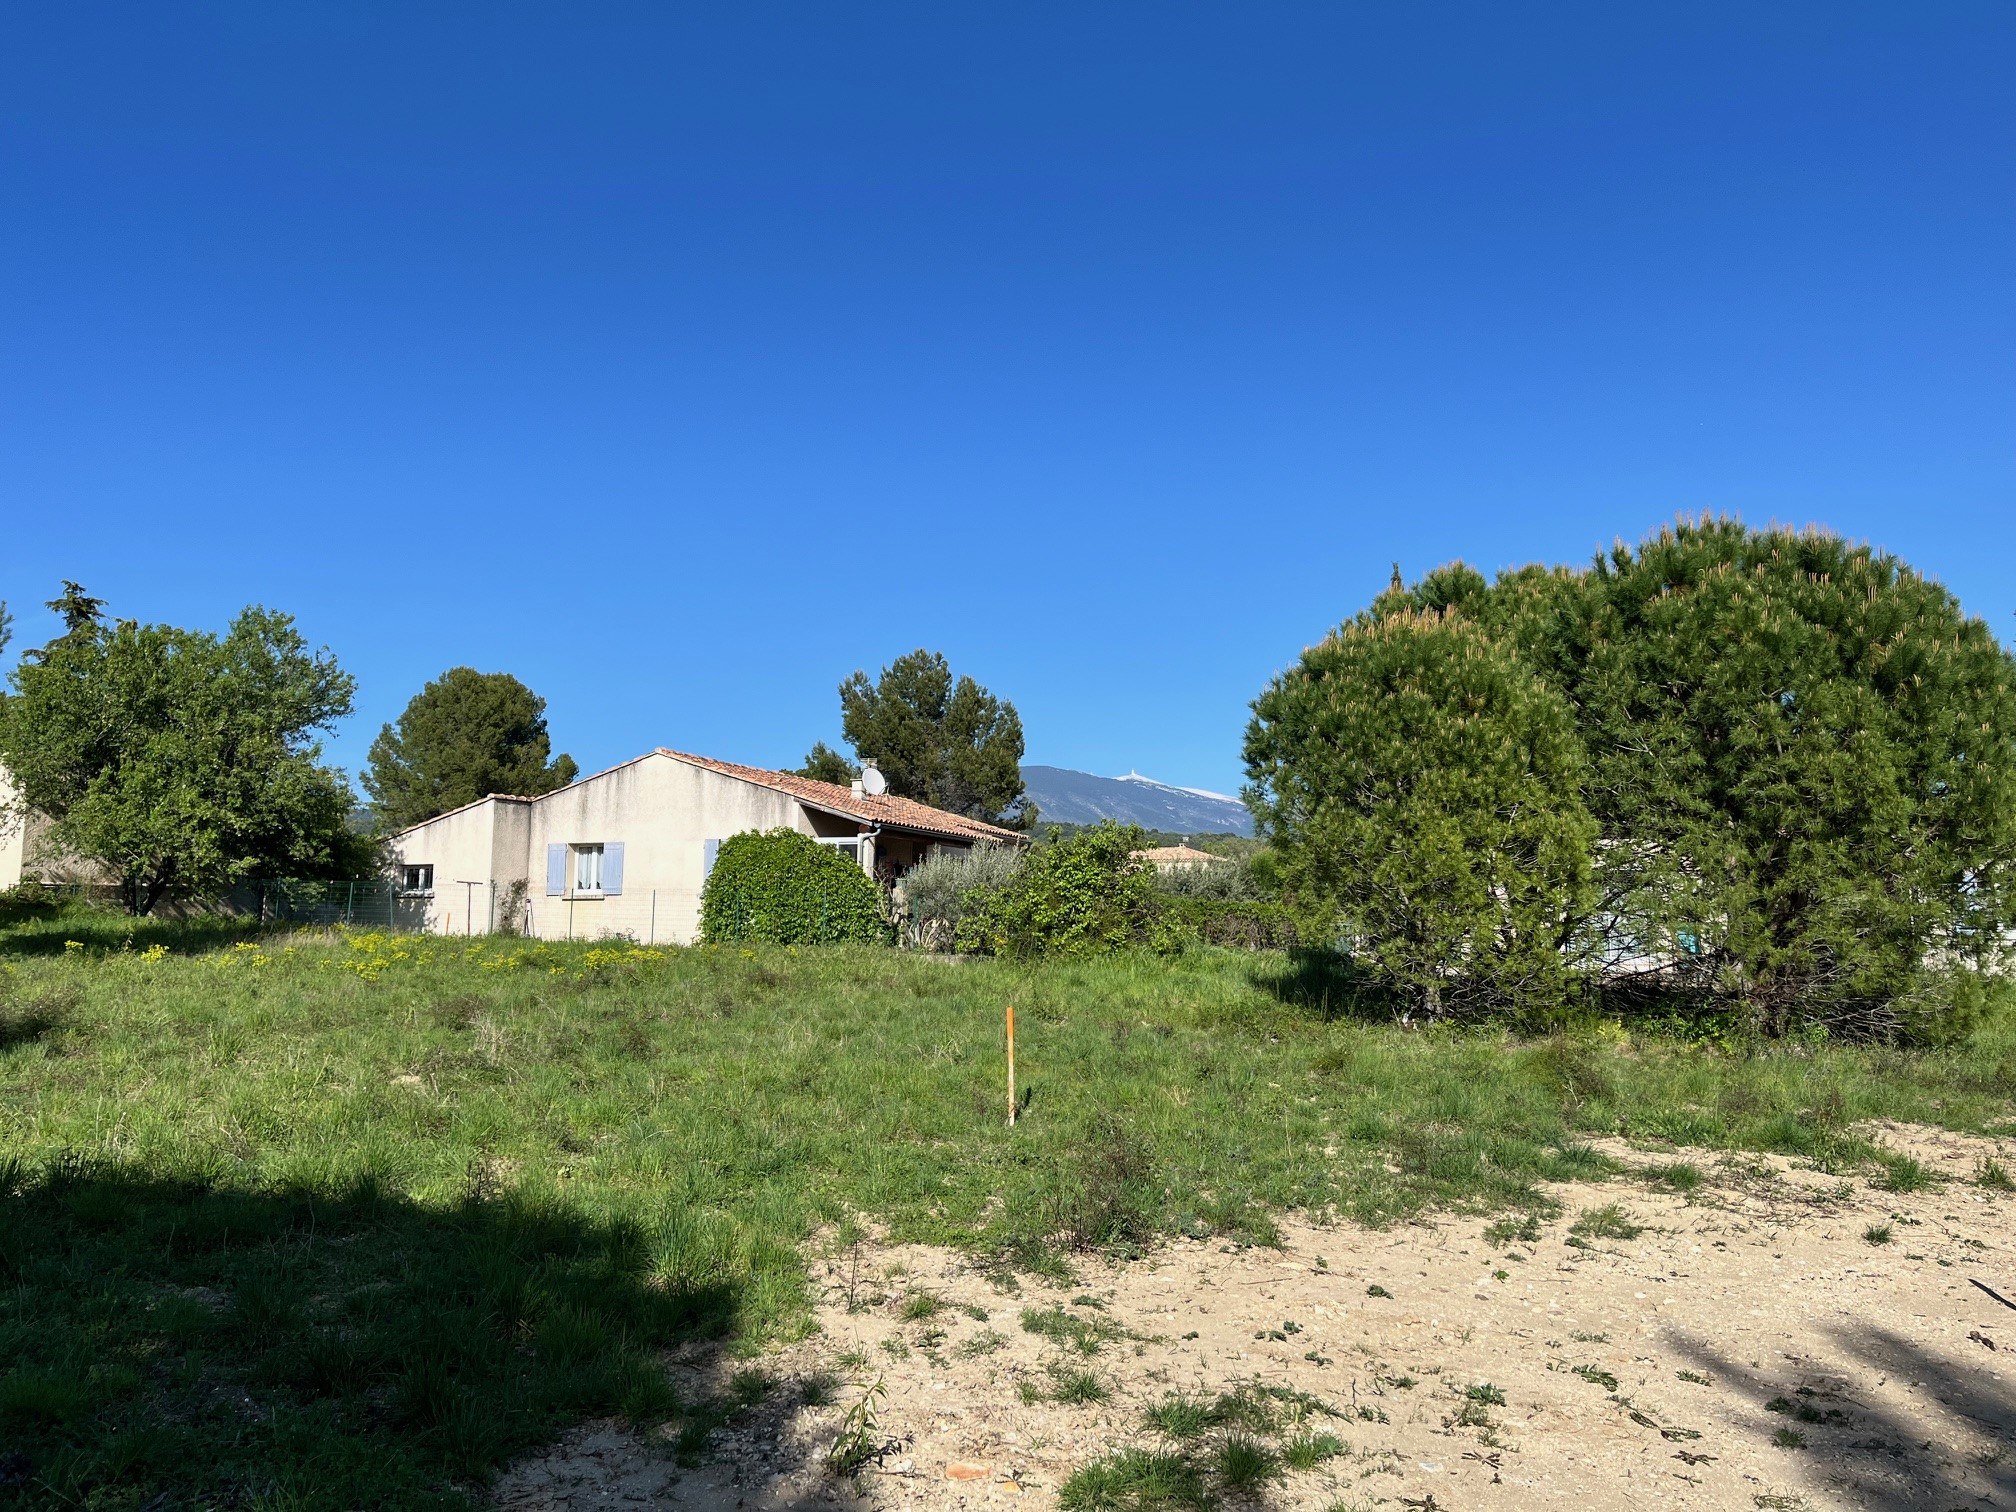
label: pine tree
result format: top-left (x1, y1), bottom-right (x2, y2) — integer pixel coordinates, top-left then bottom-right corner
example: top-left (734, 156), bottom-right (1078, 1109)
top-left (1245, 608), bottom-right (1596, 1018)
top-left (364, 669), bottom-right (577, 830)
top-left (1349, 517), bottom-right (2016, 1035)
top-left (833, 649), bottom-right (1030, 825)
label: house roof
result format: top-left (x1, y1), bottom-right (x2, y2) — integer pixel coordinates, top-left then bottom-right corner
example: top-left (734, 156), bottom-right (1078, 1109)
top-left (391, 747), bottom-right (1027, 847)
top-left (387, 789), bottom-right (533, 837)
top-left (656, 750), bottom-right (1026, 846)
top-left (1132, 844), bottom-right (1228, 866)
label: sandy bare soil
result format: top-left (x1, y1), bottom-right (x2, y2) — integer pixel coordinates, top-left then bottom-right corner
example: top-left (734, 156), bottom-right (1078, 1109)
top-left (496, 1123), bottom-right (2016, 1511)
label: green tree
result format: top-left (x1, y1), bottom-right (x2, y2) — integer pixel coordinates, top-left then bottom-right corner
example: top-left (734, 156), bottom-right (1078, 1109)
top-left (957, 821), bottom-right (1178, 958)
top-left (364, 668), bottom-right (578, 830)
top-left (1541, 520), bottom-right (2016, 1029)
top-left (1358, 518), bottom-right (2016, 1035)
top-left (833, 649), bottom-right (1031, 825)
top-left (44, 581), bottom-right (107, 638)
top-left (791, 741), bottom-right (860, 786)
top-left (0, 591), bottom-right (361, 913)
top-left (1244, 609), bottom-right (1597, 1019)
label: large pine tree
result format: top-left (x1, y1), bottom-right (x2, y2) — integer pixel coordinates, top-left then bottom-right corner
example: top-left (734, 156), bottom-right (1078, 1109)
top-left (1250, 518), bottom-right (2016, 1034)
top-left (364, 668), bottom-right (577, 830)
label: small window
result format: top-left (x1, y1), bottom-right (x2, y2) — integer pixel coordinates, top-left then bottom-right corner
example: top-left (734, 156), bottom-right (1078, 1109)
top-left (572, 843), bottom-right (604, 894)
top-left (817, 837), bottom-right (863, 866)
top-left (402, 864), bottom-right (434, 895)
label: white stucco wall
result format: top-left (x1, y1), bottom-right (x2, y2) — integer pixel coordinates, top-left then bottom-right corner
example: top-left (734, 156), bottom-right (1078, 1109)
top-left (385, 752), bottom-right (879, 944)
top-left (0, 765), bottom-right (78, 889)
top-left (0, 767), bottom-right (26, 890)
top-left (522, 756), bottom-right (815, 943)
top-left (385, 797), bottom-right (516, 935)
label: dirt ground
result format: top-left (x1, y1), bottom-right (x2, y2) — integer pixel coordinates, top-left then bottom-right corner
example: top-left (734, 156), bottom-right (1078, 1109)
top-left (495, 1123), bottom-right (2016, 1511)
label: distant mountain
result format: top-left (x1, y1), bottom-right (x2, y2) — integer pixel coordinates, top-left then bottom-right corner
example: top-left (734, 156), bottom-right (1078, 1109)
top-left (1020, 765), bottom-right (1254, 837)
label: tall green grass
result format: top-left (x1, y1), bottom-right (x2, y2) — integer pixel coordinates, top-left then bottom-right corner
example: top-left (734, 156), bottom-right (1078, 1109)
top-left (1, 916), bottom-right (2011, 1507)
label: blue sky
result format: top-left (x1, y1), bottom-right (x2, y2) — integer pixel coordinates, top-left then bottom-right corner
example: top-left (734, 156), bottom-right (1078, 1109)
top-left (3, 4), bottom-right (2011, 796)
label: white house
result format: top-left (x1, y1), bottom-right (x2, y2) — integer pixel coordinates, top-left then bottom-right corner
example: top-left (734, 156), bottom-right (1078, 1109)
top-left (1132, 844), bottom-right (1229, 875)
top-left (384, 748), bottom-right (1024, 942)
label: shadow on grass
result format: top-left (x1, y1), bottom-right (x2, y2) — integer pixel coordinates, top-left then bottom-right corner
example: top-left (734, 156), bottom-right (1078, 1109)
top-left (1667, 1322), bottom-right (2015, 1510)
top-left (0, 908), bottom-right (277, 959)
top-left (0, 1158), bottom-right (811, 1510)
top-left (1250, 949), bottom-right (1403, 1023)
top-left (0, 989), bottom-right (74, 1053)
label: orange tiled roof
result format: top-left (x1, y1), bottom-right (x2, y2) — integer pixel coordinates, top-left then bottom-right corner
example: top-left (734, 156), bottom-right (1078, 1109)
top-left (656, 750), bottom-right (1026, 846)
top-left (1132, 844), bottom-right (1227, 865)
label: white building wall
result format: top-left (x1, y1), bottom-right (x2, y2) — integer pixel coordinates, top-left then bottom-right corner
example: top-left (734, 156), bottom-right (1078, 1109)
top-left (386, 797), bottom-right (521, 935)
top-left (0, 765), bottom-right (90, 889)
top-left (386, 753), bottom-right (862, 944)
top-left (522, 756), bottom-right (813, 943)
top-left (0, 767), bottom-right (27, 890)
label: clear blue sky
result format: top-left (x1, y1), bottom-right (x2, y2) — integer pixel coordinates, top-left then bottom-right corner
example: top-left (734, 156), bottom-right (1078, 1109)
top-left (3, 4), bottom-right (2011, 796)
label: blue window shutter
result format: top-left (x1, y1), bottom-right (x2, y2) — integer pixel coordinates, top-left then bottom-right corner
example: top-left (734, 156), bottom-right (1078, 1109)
top-left (546, 844), bottom-right (566, 896)
top-left (703, 839), bottom-right (721, 878)
top-left (603, 842), bottom-right (625, 895)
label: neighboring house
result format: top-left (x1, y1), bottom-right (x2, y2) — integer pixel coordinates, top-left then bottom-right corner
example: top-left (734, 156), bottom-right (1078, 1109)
top-left (1132, 844), bottom-right (1228, 874)
top-left (385, 748), bottom-right (1025, 942)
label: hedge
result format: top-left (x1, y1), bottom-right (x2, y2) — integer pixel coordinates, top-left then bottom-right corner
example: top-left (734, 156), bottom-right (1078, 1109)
top-left (699, 829), bottom-right (890, 946)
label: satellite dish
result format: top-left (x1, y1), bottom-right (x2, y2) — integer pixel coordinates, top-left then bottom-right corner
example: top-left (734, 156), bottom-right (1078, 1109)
top-left (860, 762), bottom-right (888, 796)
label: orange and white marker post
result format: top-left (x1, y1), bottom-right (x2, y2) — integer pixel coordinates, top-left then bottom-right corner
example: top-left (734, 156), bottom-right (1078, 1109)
top-left (1006, 1002), bottom-right (1018, 1127)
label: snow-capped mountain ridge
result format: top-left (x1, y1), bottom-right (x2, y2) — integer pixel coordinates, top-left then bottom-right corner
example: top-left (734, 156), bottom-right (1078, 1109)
top-left (1020, 765), bottom-right (1253, 836)
top-left (1115, 771), bottom-right (1240, 803)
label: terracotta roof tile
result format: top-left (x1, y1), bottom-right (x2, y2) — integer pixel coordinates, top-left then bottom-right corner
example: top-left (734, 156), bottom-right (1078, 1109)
top-left (1132, 845), bottom-right (1227, 865)
top-left (656, 750), bottom-right (1026, 845)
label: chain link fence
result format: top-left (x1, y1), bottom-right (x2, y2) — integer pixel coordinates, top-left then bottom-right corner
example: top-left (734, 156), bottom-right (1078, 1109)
top-left (12, 880), bottom-right (415, 927)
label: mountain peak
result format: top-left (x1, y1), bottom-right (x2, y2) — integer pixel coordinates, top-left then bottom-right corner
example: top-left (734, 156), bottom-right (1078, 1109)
top-left (1021, 765), bottom-right (1253, 837)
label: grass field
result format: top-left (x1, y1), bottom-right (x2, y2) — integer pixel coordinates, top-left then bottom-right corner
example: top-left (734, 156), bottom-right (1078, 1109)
top-left (2, 906), bottom-right (2013, 1508)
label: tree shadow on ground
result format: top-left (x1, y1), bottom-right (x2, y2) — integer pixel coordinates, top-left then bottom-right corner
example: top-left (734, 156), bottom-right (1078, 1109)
top-left (0, 906), bottom-right (275, 958)
top-left (0, 990), bottom-right (73, 1053)
top-left (0, 1160), bottom-right (839, 1511)
top-left (1249, 948), bottom-right (1405, 1023)
top-left (1667, 1318), bottom-right (2016, 1510)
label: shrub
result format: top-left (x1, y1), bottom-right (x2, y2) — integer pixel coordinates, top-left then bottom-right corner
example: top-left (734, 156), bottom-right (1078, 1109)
top-left (898, 843), bottom-right (1024, 949)
top-left (1159, 896), bottom-right (1302, 951)
top-left (956, 822), bottom-right (1182, 959)
top-left (1050, 1115), bottom-right (1157, 1252)
top-left (699, 830), bottom-right (889, 946)
top-left (1154, 857), bottom-right (1268, 901)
